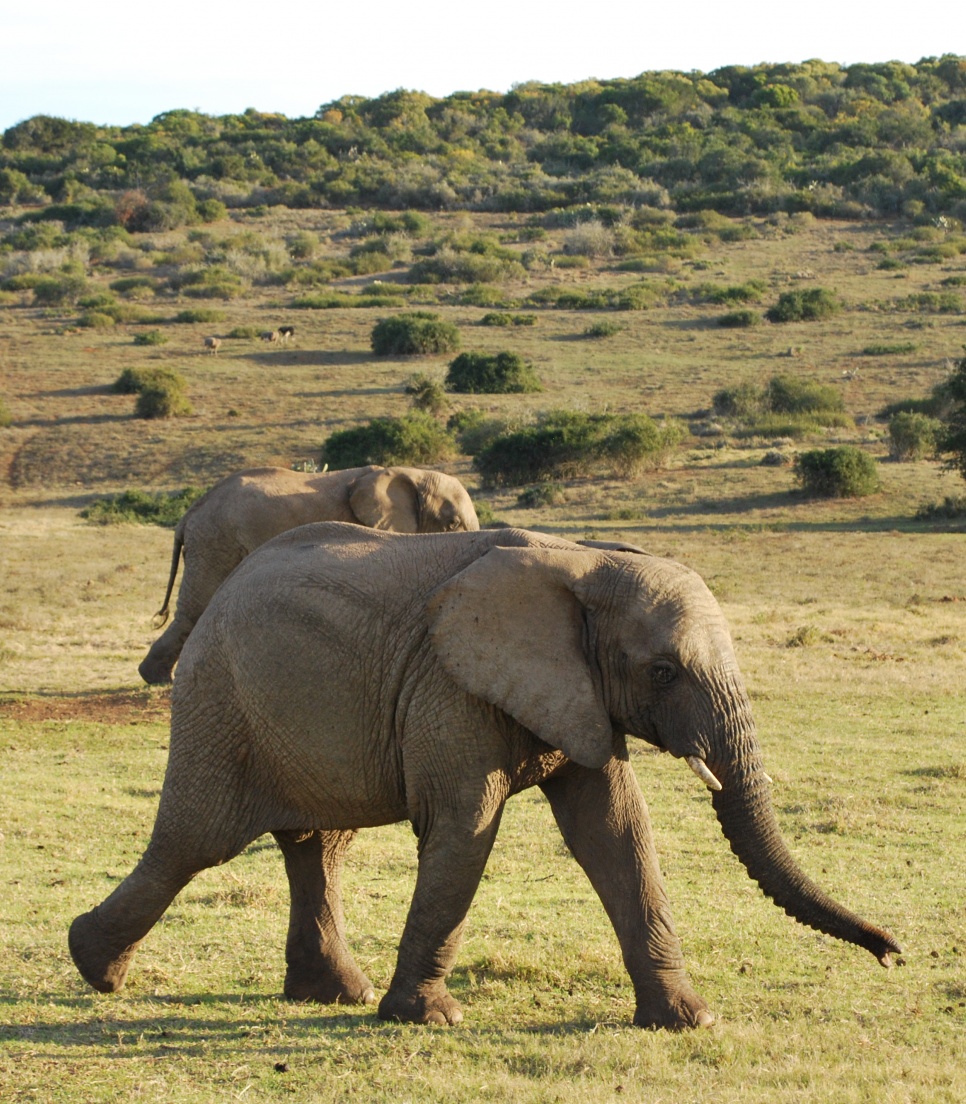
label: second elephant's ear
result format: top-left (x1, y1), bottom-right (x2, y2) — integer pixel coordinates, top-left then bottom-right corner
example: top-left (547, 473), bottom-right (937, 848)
top-left (349, 468), bottom-right (420, 532)
top-left (426, 546), bottom-right (614, 769)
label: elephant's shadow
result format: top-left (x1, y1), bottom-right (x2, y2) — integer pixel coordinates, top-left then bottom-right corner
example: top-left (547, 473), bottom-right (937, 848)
top-left (0, 991), bottom-right (618, 1054)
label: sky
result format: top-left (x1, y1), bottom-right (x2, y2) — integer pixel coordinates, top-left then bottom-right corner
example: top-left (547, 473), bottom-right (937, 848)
top-left (1, 0), bottom-right (962, 133)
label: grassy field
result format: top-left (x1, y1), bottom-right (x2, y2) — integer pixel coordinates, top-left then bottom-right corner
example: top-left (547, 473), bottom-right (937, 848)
top-left (1, 208), bottom-right (964, 1102)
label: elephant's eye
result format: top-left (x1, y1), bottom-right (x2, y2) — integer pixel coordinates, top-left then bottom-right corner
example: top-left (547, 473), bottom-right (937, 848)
top-left (650, 661), bottom-right (677, 686)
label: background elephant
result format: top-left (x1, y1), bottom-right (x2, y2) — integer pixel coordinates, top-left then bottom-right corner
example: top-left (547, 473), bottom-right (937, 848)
top-left (138, 465), bottom-right (479, 684)
top-left (73, 525), bottom-right (899, 1030)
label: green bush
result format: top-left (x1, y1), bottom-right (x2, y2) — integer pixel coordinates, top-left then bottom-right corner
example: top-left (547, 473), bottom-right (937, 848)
top-left (474, 410), bottom-right (683, 487)
top-left (0, 397), bottom-right (12, 428)
top-left (321, 413), bottom-right (455, 469)
top-left (113, 366), bottom-right (184, 394)
top-left (766, 374), bottom-right (845, 415)
top-left (227, 325), bottom-right (261, 339)
top-left (794, 446), bottom-right (881, 498)
top-left (516, 483), bottom-right (567, 508)
top-left (445, 352), bottom-right (542, 394)
top-left (29, 274), bottom-right (89, 306)
top-left (371, 312), bottom-right (461, 356)
top-left (937, 352), bottom-right (966, 482)
top-left (135, 378), bottom-right (193, 419)
top-left (712, 382), bottom-right (764, 418)
top-left (862, 342), bottom-right (917, 356)
top-left (404, 373), bottom-right (449, 416)
top-left (132, 330), bottom-right (167, 346)
top-left (582, 320), bottom-right (624, 338)
top-left (81, 486), bottom-right (206, 527)
top-left (109, 276), bottom-right (158, 297)
top-left (174, 309), bottom-right (226, 324)
top-left (479, 312), bottom-right (536, 327)
top-left (77, 311), bottom-right (116, 329)
top-left (888, 411), bottom-right (942, 460)
top-left (446, 410), bottom-right (517, 456)
top-left (718, 309), bottom-right (761, 328)
top-left (766, 287), bottom-right (841, 322)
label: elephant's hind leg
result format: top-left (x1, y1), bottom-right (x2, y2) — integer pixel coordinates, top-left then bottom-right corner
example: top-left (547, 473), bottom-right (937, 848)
top-left (274, 828), bottom-right (376, 1005)
top-left (138, 616), bottom-right (193, 684)
top-left (69, 775), bottom-right (261, 993)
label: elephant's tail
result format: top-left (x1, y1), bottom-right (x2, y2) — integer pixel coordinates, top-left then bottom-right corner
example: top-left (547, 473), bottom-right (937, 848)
top-left (152, 526), bottom-right (185, 628)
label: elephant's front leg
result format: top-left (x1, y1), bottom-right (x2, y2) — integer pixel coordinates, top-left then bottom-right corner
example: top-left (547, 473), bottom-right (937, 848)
top-left (540, 757), bottom-right (713, 1030)
top-left (274, 829), bottom-right (376, 1006)
top-left (379, 803), bottom-right (505, 1025)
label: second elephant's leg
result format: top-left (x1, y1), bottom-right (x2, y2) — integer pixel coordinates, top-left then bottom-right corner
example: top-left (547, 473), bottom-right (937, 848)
top-left (540, 757), bottom-right (712, 1030)
top-left (138, 615), bottom-right (193, 684)
top-left (274, 828), bottom-right (375, 1005)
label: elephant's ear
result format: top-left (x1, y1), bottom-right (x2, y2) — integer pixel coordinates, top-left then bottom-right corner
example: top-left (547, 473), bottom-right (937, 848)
top-left (426, 546), bottom-right (614, 769)
top-left (349, 468), bottom-right (419, 532)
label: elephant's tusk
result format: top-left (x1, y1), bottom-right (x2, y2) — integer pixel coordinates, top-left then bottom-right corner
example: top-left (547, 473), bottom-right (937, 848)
top-left (686, 756), bottom-right (722, 791)
top-left (762, 771), bottom-right (773, 784)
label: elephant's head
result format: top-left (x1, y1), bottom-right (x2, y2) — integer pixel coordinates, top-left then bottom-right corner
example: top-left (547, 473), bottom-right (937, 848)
top-left (349, 467), bottom-right (479, 534)
top-left (427, 543), bottom-right (900, 966)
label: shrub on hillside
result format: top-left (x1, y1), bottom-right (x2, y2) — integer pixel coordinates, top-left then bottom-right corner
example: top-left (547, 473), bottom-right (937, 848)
top-left (0, 397), bottom-right (12, 428)
top-left (445, 351), bottom-right (542, 394)
top-left (718, 309), bottom-right (761, 328)
top-left (81, 486), bottom-right (206, 527)
top-left (712, 382), bottom-right (764, 418)
top-left (583, 320), bottom-right (624, 338)
top-left (516, 483), bottom-right (568, 508)
top-left (479, 312), bottom-right (537, 327)
top-left (371, 312), bottom-right (461, 356)
top-left (937, 352), bottom-right (966, 482)
top-left (174, 308), bottom-right (226, 324)
top-left (888, 411), bottom-right (942, 460)
top-left (474, 410), bottom-right (684, 487)
top-left (133, 329), bottom-right (167, 346)
top-left (404, 373), bottom-right (449, 416)
top-left (113, 366), bottom-right (184, 394)
top-left (30, 273), bottom-right (89, 306)
top-left (766, 287), bottom-right (840, 322)
top-left (766, 374), bottom-right (844, 414)
top-left (135, 377), bottom-right (193, 419)
top-left (446, 409), bottom-right (517, 456)
top-left (794, 446), bottom-right (881, 498)
top-left (320, 413), bottom-right (455, 469)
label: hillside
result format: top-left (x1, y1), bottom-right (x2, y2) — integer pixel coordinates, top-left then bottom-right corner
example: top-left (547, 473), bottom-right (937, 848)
top-left (2, 57), bottom-right (966, 225)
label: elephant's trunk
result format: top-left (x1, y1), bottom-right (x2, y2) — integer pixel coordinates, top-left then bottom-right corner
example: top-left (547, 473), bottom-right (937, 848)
top-left (705, 740), bottom-right (901, 965)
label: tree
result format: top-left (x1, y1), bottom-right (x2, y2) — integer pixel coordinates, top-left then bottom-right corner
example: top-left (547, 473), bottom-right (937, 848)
top-left (938, 352), bottom-right (966, 482)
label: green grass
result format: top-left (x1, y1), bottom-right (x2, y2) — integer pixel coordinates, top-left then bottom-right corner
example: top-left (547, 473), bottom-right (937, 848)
top-left (1, 687), bottom-right (963, 1102)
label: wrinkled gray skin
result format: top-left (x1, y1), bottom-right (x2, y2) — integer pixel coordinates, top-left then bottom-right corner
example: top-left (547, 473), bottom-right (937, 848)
top-left (73, 525), bottom-right (900, 1030)
top-left (138, 465), bottom-right (479, 685)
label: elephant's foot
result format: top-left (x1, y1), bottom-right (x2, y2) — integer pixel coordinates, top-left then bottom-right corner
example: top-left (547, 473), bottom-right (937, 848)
top-left (378, 983), bottom-right (463, 1025)
top-left (633, 985), bottom-right (713, 1031)
top-left (284, 960), bottom-right (376, 1006)
top-left (69, 908), bottom-right (142, 993)
top-left (138, 655), bottom-right (174, 686)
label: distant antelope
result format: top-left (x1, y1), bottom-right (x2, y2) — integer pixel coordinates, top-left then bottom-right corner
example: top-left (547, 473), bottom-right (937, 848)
top-left (203, 336), bottom-right (222, 354)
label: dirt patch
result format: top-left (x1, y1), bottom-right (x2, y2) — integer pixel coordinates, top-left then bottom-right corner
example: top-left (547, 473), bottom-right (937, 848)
top-left (0, 688), bottom-right (171, 724)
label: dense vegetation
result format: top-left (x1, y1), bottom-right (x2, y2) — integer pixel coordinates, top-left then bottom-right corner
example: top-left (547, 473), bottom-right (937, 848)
top-left (3, 57), bottom-right (966, 227)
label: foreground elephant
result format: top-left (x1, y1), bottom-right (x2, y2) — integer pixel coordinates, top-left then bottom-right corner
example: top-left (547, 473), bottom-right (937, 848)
top-left (138, 465), bottom-right (479, 684)
top-left (73, 525), bottom-right (900, 1029)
